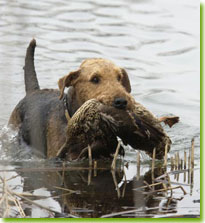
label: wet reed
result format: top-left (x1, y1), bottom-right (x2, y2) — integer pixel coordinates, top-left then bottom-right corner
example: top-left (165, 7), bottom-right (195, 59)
top-left (111, 140), bottom-right (121, 170)
top-left (88, 145), bottom-right (92, 167)
top-left (133, 138), bottom-right (195, 198)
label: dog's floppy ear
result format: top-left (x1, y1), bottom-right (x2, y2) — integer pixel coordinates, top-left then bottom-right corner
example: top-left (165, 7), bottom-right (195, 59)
top-left (121, 68), bottom-right (131, 93)
top-left (58, 69), bottom-right (80, 99)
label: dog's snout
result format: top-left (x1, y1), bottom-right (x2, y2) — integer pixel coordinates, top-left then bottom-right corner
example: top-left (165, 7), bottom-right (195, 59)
top-left (113, 97), bottom-right (127, 109)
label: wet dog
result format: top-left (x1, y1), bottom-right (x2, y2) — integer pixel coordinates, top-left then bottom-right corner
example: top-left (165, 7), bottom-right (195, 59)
top-left (9, 39), bottom-right (179, 160)
top-left (9, 39), bottom-right (135, 158)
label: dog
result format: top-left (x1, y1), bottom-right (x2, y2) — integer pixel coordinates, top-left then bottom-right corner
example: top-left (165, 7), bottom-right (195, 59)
top-left (8, 39), bottom-right (136, 158)
top-left (9, 39), bottom-right (179, 160)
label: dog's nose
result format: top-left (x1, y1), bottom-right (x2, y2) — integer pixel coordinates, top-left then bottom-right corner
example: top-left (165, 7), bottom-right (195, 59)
top-left (113, 97), bottom-right (127, 109)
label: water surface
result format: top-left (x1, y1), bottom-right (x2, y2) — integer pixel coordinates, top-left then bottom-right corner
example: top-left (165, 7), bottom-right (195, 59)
top-left (0, 0), bottom-right (200, 218)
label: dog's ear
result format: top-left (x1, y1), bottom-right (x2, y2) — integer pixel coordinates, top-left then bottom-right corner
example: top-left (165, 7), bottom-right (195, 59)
top-left (121, 68), bottom-right (131, 93)
top-left (58, 69), bottom-right (80, 99)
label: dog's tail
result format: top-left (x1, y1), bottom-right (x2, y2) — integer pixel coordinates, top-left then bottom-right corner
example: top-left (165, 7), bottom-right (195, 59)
top-left (24, 39), bottom-right (40, 94)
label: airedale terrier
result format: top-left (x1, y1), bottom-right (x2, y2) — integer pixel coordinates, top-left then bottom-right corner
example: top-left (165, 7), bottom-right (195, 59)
top-left (8, 39), bottom-right (136, 158)
top-left (9, 39), bottom-right (178, 160)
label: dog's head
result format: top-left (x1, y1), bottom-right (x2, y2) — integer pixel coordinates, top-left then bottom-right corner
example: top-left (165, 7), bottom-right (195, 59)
top-left (58, 58), bottom-right (134, 111)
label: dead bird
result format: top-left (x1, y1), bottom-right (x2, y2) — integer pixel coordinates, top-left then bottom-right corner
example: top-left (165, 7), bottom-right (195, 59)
top-left (57, 99), bottom-right (123, 160)
top-left (57, 99), bottom-right (179, 160)
top-left (119, 100), bottom-right (179, 159)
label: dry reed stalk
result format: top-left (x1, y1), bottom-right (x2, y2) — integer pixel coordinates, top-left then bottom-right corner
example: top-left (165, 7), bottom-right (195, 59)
top-left (184, 168), bottom-right (186, 183)
top-left (16, 193), bottom-right (48, 199)
top-left (180, 159), bottom-right (183, 170)
top-left (0, 176), bottom-right (25, 218)
top-left (165, 197), bottom-right (173, 209)
top-left (0, 194), bottom-right (6, 206)
top-left (143, 181), bottom-right (153, 191)
top-left (162, 183), bottom-right (168, 195)
top-left (174, 154), bottom-right (177, 180)
top-left (143, 185), bottom-right (187, 195)
top-left (162, 173), bottom-right (169, 195)
top-left (155, 178), bottom-right (189, 187)
top-left (0, 176), bottom-right (10, 218)
top-left (137, 151), bottom-right (140, 180)
top-left (0, 176), bottom-right (78, 218)
top-left (188, 150), bottom-right (191, 184)
top-left (121, 183), bottom-right (126, 198)
top-left (88, 169), bottom-right (92, 186)
top-left (133, 182), bottom-right (162, 191)
top-left (9, 194), bottom-right (25, 217)
top-left (4, 175), bottom-right (19, 182)
top-left (164, 144), bottom-right (168, 168)
top-left (54, 186), bottom-right (76, 194)
top-left (190, 138), bottom-right (195, 184)
top-left (191, 138), bottom-right (195, 169)
top-left (111, 170), bottom-right (120, 198)
top-left (171, 157), bottom-right (174, 171)
top-left (188, 150), bottom-right (191, 169)
top-left (190, 168), bottom-right (194, 185)
top-left (121, 168), bottom-right (127, 198)
top-left (152, 148), bottom-right (156, 187)
top-left (176, 152), bottom-right (180, 181)
top-left (94, 160), bottom-right (97, 177)
top-left (183, 151), bottom-right (187, 182)
top-left (177, 152), bottom-right (180, 169)
top-left (88, 145), bottom-right (92, 167)
top-left (167, 174), bottom-right (173, 197)
top-left (152, 148), bottom-right (156, 172)
top-left (137, 151), bottom-right (140, 169)
top-left (183, 172), bottom-right (186, 183)
top-left (184, 151), bottom-right (187, 169)
top-left (155, 169), bottom-right (188, 180)
top-left (9, 189), bottom-right (77, 217)
top-left (62, 161), bottom-right (66, 186)
top-left (190, 182), bottom-right (194, 195)
top-left (190, 139), bottom-right (194, 185)
top-left (111, 140), bottom-right (121, 170)
top-left (100, 207), bottom-right (159, 218)
top-left (175, 153), bottom-right (177, 170)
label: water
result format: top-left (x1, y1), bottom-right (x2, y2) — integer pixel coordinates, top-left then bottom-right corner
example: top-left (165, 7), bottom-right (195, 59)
top-left (0, 0), bottom-right (200, 218)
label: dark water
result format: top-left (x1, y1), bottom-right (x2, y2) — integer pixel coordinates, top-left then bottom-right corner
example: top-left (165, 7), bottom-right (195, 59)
top-left (0, 0), bottom-right (200, 218)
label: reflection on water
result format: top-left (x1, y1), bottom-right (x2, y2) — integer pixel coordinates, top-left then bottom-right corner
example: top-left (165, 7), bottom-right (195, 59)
top-left (0, 158), bottom-right (200, 218)
top-left (0, 0), bottom-right (200, 219)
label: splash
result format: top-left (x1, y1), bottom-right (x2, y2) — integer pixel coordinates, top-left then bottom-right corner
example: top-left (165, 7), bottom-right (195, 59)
top-left (0, 125), bottom-right (41, 161)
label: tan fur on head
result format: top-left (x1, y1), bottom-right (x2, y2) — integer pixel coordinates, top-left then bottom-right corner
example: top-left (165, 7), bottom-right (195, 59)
top-left (58, 58), bottom-right (133, 109)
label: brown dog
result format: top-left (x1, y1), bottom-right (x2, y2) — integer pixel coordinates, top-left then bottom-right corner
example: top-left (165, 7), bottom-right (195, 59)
top-left (8, 39), bottom-right (136, 158)
top-left (9, 39), bottom-right (178, 159)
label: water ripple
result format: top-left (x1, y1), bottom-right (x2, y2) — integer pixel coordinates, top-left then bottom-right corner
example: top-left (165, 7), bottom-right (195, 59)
top-left (158, 46), bottom-right (197, 56)
top-left (0, 0), bottom-right (199, 154)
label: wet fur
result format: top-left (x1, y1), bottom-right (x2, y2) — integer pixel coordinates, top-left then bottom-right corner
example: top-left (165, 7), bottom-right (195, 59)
top-left (9, 39), bottom-right (179, 159)
top-left (9, 39), bottom-right (133, 158)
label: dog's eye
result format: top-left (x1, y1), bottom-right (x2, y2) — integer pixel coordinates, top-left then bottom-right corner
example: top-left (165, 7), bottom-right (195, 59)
top-left (91, 76), bottom-right (100, 84)
top-left (117, 75), bottom-right (121, 81)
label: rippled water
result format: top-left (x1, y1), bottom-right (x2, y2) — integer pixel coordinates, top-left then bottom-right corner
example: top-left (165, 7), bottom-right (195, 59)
top-left (0, 0), bottom-right (200, 218)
